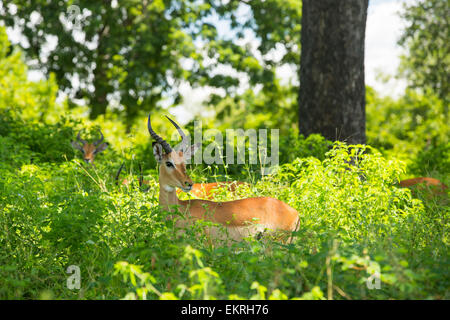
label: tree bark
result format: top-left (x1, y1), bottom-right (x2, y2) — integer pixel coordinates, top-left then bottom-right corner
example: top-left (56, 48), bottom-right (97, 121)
top-left (298, 0), bottom-right (368, 144)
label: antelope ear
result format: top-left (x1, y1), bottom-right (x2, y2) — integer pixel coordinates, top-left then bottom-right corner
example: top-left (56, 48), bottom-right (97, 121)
top-left (71, 141), bottom-right (84, 152)
top-left (183, 143), bottom-right (201, 160)
top-left (94, 142), bottom-right (109, 154)
top-left (152, 142), bottom-right (164, 163)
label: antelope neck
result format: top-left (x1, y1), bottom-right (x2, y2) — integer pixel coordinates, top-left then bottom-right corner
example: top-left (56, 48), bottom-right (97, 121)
top-left (159, 179), bottom-right (187, 212)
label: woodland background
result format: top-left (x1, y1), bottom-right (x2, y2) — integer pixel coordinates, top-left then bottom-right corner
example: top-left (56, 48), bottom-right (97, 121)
top-left (0, 0), bottom-right (448, 299)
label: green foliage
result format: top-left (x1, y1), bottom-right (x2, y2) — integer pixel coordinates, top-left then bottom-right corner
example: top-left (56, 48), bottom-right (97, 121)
top-left (213, 0), bottom-right (301, 66)
top-left (0, 7), bottom-right (448, 301)
top-left (366, 86), bottom-right (449, 176)
top-left (398, 0), bottom-right (450, 105)
top-left (210, 80), bottom-right (299, 134)
top-left (0, 27), bottom-right (58, 121)
top-left (0, 0), bottom-right (205, 126)
top-left (409, 141), bottom-right (450, 177)
top-left (0, 26), bottom-right (78, 164)
top-left (158, 121), bottom-right (330, 185)
top-left (1, 117), bottom-right (448, 299)
top-left (1, 0), bottom-right (301, 128)
top-left (279, 132), bottom-right (331, 164)
top-left (0, 109), bottom-right (78, 164)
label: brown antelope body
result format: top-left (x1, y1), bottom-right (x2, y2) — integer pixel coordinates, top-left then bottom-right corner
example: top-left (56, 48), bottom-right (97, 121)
top-left (148, 114), bottom-right (299, 242)
top-left (177, 181), bottom-right (248, 200)
top-left (399, 177), bottom-right (448, 196)
top-left (116, 162), bottom-right (249, 199)
top-left (71, 130), bottom-right (108, 164)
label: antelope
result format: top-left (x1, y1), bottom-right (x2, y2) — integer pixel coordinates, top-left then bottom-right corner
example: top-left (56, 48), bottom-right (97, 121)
top-left (71, 130), bottom-right (109, 164)
top-left (399, 177), bottom-right (448, 197)
top-left (147, 114), bottom-right (299, 243)
top-left (116, 161), bottom-right (248, 199)
top-left (177, 181), bottom-right (248, 200)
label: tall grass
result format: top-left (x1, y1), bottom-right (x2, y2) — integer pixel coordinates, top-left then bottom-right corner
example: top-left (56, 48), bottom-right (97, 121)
top-left (0, 115), bottom-right (448, 299)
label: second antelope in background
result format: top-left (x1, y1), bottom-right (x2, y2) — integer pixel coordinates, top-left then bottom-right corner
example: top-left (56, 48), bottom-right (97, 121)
top-left (71, 129), bottom-right (109, 164)
top-left (177, 181), bottom-right (248, 200)
top-left (399, 177), bottom-right (448, 197)
top-left (148, 114), bottom-right (299, 243)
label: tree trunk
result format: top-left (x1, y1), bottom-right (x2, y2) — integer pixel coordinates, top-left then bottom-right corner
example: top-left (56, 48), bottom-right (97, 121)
top-left (298, 0), bottom-right (368, 144)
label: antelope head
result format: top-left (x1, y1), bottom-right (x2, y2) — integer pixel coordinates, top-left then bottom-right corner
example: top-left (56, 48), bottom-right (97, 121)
top-left (148, 114), bottom-right (200, 193)
top-left (71, 129), bottom-right (109, 164)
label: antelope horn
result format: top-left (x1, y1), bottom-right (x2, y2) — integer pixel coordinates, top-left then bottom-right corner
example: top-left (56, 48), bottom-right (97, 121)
top-left (93, 130), bottom-right (104, 146)
top-left (165, 115), bottom-right (189, 150)
top-left (139, 163), bottom-right (143, 188)
top-left (76, 131), bottom-right (87, 145)
top-left (147, 114), bottom-right (172, 154)
top-left (115, 162), bottom-right (125, 186)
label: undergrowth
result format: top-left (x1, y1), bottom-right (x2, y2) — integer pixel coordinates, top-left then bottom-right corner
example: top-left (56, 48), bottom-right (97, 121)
top-left (0, 115), bottom-right (448, 299)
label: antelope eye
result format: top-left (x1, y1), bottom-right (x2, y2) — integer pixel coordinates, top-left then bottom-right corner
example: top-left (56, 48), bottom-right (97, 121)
top-left (165, 162), bottom-right (174, 168)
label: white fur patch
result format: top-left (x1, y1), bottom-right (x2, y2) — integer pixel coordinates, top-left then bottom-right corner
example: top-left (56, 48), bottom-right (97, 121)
top-left (163, 185), bottom-right (175, 192)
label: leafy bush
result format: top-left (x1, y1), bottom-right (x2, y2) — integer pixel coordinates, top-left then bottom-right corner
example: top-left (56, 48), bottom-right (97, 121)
top-left (0, 110), bottom-right (79, 164)
top-left (409, 141), bottom-right (450, 177)
top-left (366, 86), bottom-right (449, 176)
top-left (279, 132), bottom-right (331, 164)
top-left (0, 24), bottom-right (448, 301)
top-left (0, 27), bottom-right (58, 121)
top-left (1, 139), bottom-right (447, 299)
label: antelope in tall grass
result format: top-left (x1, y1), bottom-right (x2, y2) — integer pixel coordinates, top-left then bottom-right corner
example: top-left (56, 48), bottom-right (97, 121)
top-left (71, 130), bottom-right (108, 164)
top-left (178, 181), bottom-right (248, 200)
top-left (148, 114), bottom-right (299, 242)
top-left (116, 160), bottom-right (248, 199)
top-left (399, 177), bottom-right (448, 197)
